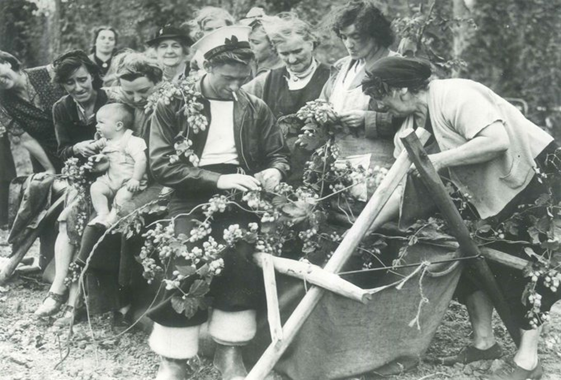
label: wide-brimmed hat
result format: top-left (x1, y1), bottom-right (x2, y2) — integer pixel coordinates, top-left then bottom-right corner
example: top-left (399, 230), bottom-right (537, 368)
top-left (145, 26), bottom-right (193, 47)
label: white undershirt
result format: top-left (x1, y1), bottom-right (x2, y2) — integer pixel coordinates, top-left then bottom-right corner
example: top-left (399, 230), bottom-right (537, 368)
top-left (198, 100), bottom-right (239, 167)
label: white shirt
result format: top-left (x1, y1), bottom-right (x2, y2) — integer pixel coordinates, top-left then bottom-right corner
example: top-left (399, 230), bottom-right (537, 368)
top-left (198, 99), bottom-right (239, 167)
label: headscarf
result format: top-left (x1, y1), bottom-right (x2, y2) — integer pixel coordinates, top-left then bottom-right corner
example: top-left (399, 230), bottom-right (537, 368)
top-left (362, 56), bottom-right (432, 98)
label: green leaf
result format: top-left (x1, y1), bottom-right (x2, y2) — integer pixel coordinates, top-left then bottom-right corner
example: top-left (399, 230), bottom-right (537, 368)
top-left (176, 265), bottom-right (196, 277)
top-left (196, 264), bottom-right (210, 277)
top-left (535, 193), bottom-right (551, 206)
top-left (171, 296), bottom-right (185, 314)
top-left (183, 297), bottom-right (200, 318)
top-left (189, 279), bottom-right (210, 297)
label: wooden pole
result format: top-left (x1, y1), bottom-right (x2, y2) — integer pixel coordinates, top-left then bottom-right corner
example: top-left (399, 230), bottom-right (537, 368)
top-left (400, 132), bottom-right (521, 345)
top-left (0, 195), bottom-right (65, 284)
top-left (254, 252), bottom-right (370, 303)
top-left (245, 129), bottom-right (431, 380)
top-left (261, 253), bottom-right (283, 343)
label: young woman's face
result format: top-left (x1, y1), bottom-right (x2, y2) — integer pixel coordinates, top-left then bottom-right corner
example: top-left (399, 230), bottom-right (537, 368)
top-left (276, 35), bottom-right (314, 74)
top-left (95, 30), bottom-right (117, 55)
top-left (62, 65), bottom-right (95, 104)
top-left (339, 24), bottom-right (378, 60)
top-left (120, 76), bottom-right (157, 107)
top-left (0, 62), bottom-right (19, 90)
top-left (249, 27), bottom-right (274, 64)
top-left (202, 18), bottom-right (228, 35)
top-left (156, 38), bottom-right (187, 68)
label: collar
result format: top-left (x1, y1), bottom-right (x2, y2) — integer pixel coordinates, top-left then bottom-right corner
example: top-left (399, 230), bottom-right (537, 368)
top-left (286, 58), bottom-right (318, 82)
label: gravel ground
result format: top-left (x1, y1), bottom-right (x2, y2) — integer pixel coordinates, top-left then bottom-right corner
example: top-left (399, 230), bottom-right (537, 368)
top-left (1, 229), bottom-right (560, 380)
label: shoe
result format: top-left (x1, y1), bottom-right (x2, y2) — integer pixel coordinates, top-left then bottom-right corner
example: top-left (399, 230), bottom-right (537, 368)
top-left (214, 344), bottom-right (247, 380)
top-left (487, 360), bottom-right (543, 380)
top-left (112, 310), bottom-right (133, 334)
top-left (53, 304), bottom-right (84, 327)
top-left (34, 292), bottom-right (66, 317)
top-left (438, 343), bottom-right (503, 365)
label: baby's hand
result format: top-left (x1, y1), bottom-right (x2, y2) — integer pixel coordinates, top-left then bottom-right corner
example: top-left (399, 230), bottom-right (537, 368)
top-left (85, 154), bottom-right (109, 173)
top-left (126, 179), bottom-right (140, 192)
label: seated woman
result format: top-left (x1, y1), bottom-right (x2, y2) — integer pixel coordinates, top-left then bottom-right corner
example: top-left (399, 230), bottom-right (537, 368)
top-left (53, 52), bottom-right (166, 327)
top-left (0, 50), bottom-right (65, 174)
top-left (362, 56), bottom-right (559, 380)
top-left (145, 26), bottom-right (193, 83)
top-left (34, 50), bottom-right (109, 316)
top-left (88, 26), bottom-right (118, 78)
top-left (243, 15), bottom-right (331, 185)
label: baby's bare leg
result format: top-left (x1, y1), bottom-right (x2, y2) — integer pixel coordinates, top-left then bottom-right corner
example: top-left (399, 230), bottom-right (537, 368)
top-left (90, 180), bottom-right (113, 218)
top-left (105, 187), bottom-right (135, 226)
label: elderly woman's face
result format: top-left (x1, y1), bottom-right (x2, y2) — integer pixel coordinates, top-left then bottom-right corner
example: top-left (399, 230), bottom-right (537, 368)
top-left (62, 65), bottom-right (95, 104)
top-left (276, 35), bottom-right (314, 74)
top-left (120, 76), bottom-right (157, 107)
top-left (0, 62), bottom-right (19, 90)
top-left (95, 30), bottom-right (116, 55)
top-left (202, 18), bottom-right (228, 35)
top-left (156, 38), bottom-right (187, 68)
top-left (249, 27), bottom-right (274, 64)
top-left (339, 24), bottom-right (378, 60)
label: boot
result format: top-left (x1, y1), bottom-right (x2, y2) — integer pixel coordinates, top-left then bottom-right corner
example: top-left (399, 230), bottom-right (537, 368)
top-left (213, 344), bottom-right (247, 380)
top-left (155, 356), bottom-right (186, 380)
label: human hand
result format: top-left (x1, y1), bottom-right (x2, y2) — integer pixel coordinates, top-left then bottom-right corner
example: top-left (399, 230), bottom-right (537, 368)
top-left (84, 154), bottom-right (109, 173)
top-left (324, 108), bottom-right (340, 124)
top-left (409, 154), bottom-right (446, 178)
top-left (216, 174), bottom-right (261, 192)
top-left (33, 171), bottom-right (55, 181)
top-left (126, 179), bottom-right (141, 192)
top-left (339, 110), bottom-right (367, 129)
top-left (254, 168), bottom-right (282, 192)
top-left (73, 140), bottom-right (97, 157)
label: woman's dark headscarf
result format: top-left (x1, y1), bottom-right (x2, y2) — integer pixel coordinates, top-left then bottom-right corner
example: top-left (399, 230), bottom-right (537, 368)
top-left (362, 56), bottom-right (432, 99)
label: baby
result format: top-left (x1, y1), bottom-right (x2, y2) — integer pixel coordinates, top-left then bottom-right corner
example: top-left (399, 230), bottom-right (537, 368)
top-left (88, 103), bottom-right (147, 228)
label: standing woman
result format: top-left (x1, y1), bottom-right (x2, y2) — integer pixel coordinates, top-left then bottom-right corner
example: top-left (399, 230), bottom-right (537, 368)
top-left (321, 1), bottom-right (400, 175)
top-left (247, 16), bottom-right (284, 78)
top-left (146, 26), bottom-right (193, 83)
top-left (0, 51), bottom-right (65, 174)
top-left (362, 56), bottom-right (560, 380)
top-left (34, 50), bottom-right (109, 316)
top-left (89, 26), bottom-right (118, 77)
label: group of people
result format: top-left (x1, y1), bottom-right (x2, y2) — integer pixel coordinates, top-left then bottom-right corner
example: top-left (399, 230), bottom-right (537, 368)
top-left (0, 1), bottom-right (559, 380)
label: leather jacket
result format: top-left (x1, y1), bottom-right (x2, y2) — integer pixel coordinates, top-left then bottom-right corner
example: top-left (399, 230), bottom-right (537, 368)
top-left (149, 79), bottom-right (290, 194)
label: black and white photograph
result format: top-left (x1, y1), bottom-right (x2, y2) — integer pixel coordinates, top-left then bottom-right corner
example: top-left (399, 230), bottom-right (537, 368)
top-left (0, 0), bottom-right (560, 379)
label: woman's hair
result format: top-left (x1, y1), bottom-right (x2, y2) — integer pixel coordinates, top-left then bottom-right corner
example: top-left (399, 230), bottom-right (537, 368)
top-left (207, 48), bottom-right (255, 68)
top-left (53, 49), bottom-right (103, 90)
top-left (114, 51), bottom-right (164, 84)
top-left (90, 26), bottom-right (119, 54)
top-left (328, 0), bottom-right (394, 48)
top-left (267, 16), bottom-right (320, 50)
top-left (0, 50), bottom-right (22, 72)
top-left (196, 7), bottom-right (235, 30)
top-left (362, 56), bottom-right (432, 99)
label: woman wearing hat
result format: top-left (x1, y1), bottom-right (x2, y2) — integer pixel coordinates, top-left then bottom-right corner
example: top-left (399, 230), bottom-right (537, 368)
top-left (362, 56), bottom-right (560, 380)
top-left (146, 26), bottom-right (193, 83)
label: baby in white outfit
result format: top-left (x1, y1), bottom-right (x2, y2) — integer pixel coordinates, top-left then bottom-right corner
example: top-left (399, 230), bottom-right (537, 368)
top-left (88, 103), bottom-right (147, 227)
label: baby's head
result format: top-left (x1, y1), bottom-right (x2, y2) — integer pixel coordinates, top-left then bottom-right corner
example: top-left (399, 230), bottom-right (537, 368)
top-left (96, 103), bottom-right (134, 139)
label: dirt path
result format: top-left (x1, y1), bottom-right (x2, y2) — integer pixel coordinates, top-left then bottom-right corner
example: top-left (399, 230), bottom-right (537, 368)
top-left (1, 229), bottom-right (560, 380)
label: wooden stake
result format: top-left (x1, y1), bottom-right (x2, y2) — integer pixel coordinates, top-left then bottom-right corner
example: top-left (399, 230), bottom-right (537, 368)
top-left (261, 253), bottom-right (283, 343)
top-left (254, 252), bottom-right (370, 303)
top-left (400, 132), bottom-right (521, 345)
top-left (0, 195), bottom-right (65, 285)
top-left (246, 128), bottom-right (431, 380)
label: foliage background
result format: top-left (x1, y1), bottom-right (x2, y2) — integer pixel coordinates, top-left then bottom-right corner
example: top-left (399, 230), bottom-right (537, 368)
top-left (1, 0), bottom-right (560, 140)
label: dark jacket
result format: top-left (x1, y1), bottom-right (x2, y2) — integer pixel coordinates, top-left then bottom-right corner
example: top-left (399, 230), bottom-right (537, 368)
top-left (52, 89), bottom-right (109, 161)
top-left (149, 79), bottom-right (290, 194)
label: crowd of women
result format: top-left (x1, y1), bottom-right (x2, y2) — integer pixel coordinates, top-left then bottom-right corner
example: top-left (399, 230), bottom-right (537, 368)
top-left (0, 1), bottom-right (559, 380)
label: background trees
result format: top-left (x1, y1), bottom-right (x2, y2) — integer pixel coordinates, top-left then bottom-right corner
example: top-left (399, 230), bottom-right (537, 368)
top-left (2, 0), bottom-right (561, 140)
